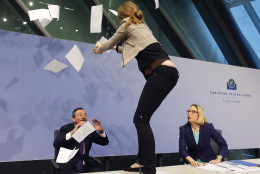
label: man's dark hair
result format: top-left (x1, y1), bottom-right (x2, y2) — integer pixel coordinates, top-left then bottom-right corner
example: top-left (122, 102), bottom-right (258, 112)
top-left (72, 107), bottom-right (84, 118)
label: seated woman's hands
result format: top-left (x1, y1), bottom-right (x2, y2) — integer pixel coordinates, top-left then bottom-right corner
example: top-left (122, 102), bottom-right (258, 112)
top-left (209, 159), bottom-right (221, 164)
top-left (186, 156), bottom-right (201, 167)
top-left (189, 160), bottom-right (201, 167)
top-left (209, 156), bottom-right (222, 164)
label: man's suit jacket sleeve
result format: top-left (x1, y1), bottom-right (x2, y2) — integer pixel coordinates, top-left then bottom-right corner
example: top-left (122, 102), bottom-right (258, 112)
top-left (53, 124), bottom-right (74, 149)
top-left (93, 131), bottom-right (109, 146)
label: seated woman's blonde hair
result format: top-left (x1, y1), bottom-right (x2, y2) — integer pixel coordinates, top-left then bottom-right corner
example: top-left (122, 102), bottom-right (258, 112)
top-left (117, 1), bottom-right (144, 27)
top-left (191, 104), bottom-right (208, 126)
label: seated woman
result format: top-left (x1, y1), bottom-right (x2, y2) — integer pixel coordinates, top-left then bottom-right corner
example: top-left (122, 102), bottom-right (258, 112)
top-left (179, 104), bottom-right (228, 167)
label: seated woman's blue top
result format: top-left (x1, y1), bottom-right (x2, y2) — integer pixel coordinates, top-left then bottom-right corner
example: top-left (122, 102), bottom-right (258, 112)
top-left (193, 132), bottom-right (206, 164)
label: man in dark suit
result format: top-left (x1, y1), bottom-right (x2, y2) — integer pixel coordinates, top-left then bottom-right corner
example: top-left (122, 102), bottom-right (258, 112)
top-left (53, 107), bottom-right (109, 174)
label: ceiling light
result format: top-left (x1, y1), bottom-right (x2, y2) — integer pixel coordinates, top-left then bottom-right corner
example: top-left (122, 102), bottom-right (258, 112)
top-left (64, 7), bottom-right (74, 11)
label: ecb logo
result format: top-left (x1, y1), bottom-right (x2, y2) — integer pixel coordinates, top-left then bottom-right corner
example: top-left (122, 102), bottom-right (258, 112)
top-left (227, 79), bottom-right (237, 90)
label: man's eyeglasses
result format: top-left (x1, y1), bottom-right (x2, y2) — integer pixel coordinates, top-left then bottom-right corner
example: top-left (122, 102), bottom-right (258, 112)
top-left (186, 110), bottom-right (198, 114)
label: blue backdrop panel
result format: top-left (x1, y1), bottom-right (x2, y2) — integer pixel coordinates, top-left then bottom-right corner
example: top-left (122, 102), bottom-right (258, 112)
top-left (0, 30), bottom-right (260, 162)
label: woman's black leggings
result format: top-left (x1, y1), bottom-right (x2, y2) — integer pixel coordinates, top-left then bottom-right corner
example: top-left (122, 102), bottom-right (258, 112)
top-left (133, 65), bottom-right (179, 174)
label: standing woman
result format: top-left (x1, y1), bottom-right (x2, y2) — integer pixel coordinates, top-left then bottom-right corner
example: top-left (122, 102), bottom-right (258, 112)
top-left (94, 1), bottom-right (179, 174)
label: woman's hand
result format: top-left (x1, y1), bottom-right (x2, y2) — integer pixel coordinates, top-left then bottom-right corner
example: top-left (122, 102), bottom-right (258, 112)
top-left (94, 47), bottom-right (103, 54)
top-left (209, 158), bottom-right (221, 164)
top-left (189, 160), bottom-right (201, 167)
top-left (209, 155), bottom-right (222, 164)
top-left (186, 156), bottom-right (201, 167)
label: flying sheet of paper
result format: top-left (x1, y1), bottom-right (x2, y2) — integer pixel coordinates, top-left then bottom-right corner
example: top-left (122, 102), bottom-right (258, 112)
top-left (65, 44), bottom-right (84, 72)
top-left (72, 121), bottom-right (96, 143)
top-left (48, 5), bottom-right (60, 21)
top-left (90, 4), bottom-right (103, 33)
top-left (28, 9), bottom-right (52, 21)
top-left (39, 18), bottom-right (52, 28)
top-left (99, 36), bottom-right (111, 53)
top-left (155, 0), bottom-right (159, 9)
top-left (43, 59), bottom-right (67, 73)
top-left (109, 9), bottom-right (118, 16)
top-left (56, 147), bottom-right (79, 163)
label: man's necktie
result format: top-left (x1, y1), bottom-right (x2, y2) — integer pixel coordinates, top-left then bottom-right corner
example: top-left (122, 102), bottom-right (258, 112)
top-left (76, 141), bottom-right (84, 172)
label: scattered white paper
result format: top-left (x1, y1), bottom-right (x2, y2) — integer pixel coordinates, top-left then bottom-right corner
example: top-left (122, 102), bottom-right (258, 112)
top-left (246, 168), bottom-right (260, 172)
top-left (43, 59), bottom-right (68, 73)
top-left (39, 18), bottom-right (52, 28)
top-left (28, 5), bottom-right (59, 27)
top-left (197, 163), bottom-right (230, 173)
top-left (197, 162), bottom-right (260, 173)
top-left (48, 5), bottom-right (60, 21)
top-left (72, 121), bottom-right (96, 143)
top-left (28, 9), bottom-right (52, 21)
top-left (216, 161), bottom-right (260, 172)
top-left (109, 9), bottom-right (118, 16)
top-left (99, 36), bottom-right (110, 53)
top-left (99, 36), bottom-right (107, 43)
top-left (90, 4), bottom-right (103, 33)
top-left (155, 0), bottom-right (159, 9)
top-left (56, 147), bottom-right (79, 163)
top-left (65, 44), bottom-right (85, 72)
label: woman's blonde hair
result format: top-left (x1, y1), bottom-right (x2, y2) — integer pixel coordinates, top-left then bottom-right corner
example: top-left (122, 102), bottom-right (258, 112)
top-left (117, 1), bottom-right (144, 27)
top-left (191, 104), bottom-right (208, 126)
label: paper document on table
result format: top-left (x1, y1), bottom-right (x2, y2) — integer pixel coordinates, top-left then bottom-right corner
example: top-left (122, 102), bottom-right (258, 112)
top-left (229, 160), bottom-right (260, 167)
top-left (72, 121), bottom-right (96, 143)
top-left (218, 161), bottom-right (260, 172)
top-left (216, 162), bottom-right (247, 172)
top-left (56, 147), bottom-right (78, 163)
top-left (65, 44), bottom-right (85, 72)
top-left (198, 162), bottom-right (260, 173)
top-left (197, 163), bottom-right (230, 173)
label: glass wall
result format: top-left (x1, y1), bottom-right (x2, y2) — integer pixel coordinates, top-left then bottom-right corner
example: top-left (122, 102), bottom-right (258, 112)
top-left (20, 0), bottom-right (115, 43)
top-left (1, 0), bottom-right (260, 67)
top-left (222, 0), bottom-right (260, 68)
top-left (0, 0), bottom-right (40, 35)
top-left (159, 0), bottom-right (228, 64)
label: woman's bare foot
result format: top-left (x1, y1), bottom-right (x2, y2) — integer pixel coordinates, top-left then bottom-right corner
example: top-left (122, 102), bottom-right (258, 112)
top-left (130, 163), bottom-right (144, 168)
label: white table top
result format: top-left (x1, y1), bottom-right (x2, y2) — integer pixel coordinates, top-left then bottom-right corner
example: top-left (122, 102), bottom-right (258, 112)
top-left (82, 158), bottom-right (260, 174)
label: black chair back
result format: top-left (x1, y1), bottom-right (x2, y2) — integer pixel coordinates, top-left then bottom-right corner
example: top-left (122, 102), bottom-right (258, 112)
top-left (210, 129), bottom-right (222, 156)
top-left (54, 130), bottom-right (60, 159)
